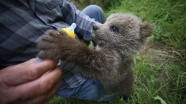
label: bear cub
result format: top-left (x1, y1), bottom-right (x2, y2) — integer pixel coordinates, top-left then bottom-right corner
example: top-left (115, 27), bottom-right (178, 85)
top-left (37, 13), bottom-right (153, 98)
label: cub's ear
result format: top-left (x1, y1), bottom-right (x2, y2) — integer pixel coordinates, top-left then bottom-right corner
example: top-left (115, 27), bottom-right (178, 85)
top-left (140, 23), bottom-right (153, 38)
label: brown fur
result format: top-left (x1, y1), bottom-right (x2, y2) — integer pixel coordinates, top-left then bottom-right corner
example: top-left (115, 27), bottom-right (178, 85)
top-left (37, 13), bottom-right (153, 97)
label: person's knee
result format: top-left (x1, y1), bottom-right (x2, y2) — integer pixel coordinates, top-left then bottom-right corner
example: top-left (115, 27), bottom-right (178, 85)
top-left (82, 5), bottom-right (105, 23)
top-left (86, 5), bottom-right (104, 14)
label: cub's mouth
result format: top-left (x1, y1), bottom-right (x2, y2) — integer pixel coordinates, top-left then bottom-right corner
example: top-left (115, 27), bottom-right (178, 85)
top-left (92, 32), bottom-right (107, 48)
top-left (91, 31), bottom-right (101, 45)
top-left (91, 24), bottom-right (107, 47)
top-left (90, 33), bottom-right (97, 47)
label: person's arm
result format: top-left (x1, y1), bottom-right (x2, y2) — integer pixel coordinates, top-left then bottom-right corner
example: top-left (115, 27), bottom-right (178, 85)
top-left (0, 59), bottom-right (62, 104)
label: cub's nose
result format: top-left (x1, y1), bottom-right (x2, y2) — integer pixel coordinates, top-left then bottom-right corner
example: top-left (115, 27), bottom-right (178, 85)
top-left (93, 24), bottom-right (99, 31)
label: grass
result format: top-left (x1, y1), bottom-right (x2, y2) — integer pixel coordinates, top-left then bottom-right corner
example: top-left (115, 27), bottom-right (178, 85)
top-left (46, 0), bottom-right (186, 104)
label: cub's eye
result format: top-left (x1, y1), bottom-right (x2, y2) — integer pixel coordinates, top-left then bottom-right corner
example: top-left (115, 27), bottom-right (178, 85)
top-left (110, 25), bottom-right (119, 34)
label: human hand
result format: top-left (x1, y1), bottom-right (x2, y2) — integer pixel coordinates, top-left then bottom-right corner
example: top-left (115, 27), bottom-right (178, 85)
top-left (37, 30), bottom-right (86, 61)
top-left (0, 59), bottom-right (62, 104)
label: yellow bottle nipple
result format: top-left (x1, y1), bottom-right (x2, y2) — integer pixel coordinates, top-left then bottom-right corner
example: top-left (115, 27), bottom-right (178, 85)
top-left (61, 23), bottom-right (76, 39)
top-left (61, 23), bottom-right (94, 49)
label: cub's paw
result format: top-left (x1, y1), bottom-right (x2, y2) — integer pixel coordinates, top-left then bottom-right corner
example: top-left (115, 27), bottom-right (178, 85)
top-left (37, 30), bottom-right (68, 60)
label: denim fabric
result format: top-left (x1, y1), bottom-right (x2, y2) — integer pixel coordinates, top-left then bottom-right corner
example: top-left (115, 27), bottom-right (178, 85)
top-left (81, 5), bottom-right (105, 24)
top-left (56, 78), bottom-right (116, 101)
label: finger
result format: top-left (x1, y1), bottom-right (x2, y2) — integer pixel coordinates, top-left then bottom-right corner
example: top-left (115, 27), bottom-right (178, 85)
top-left (20, 74), bottom-right (61, 104)
top-left (1, 60), bottom-right (57, 86)
top-left (37, 40), bottom-right (57, 50)
top-left (12, 67), bottom-right (62, 102)
top-left (22, 58), bottom-right (36, 64)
